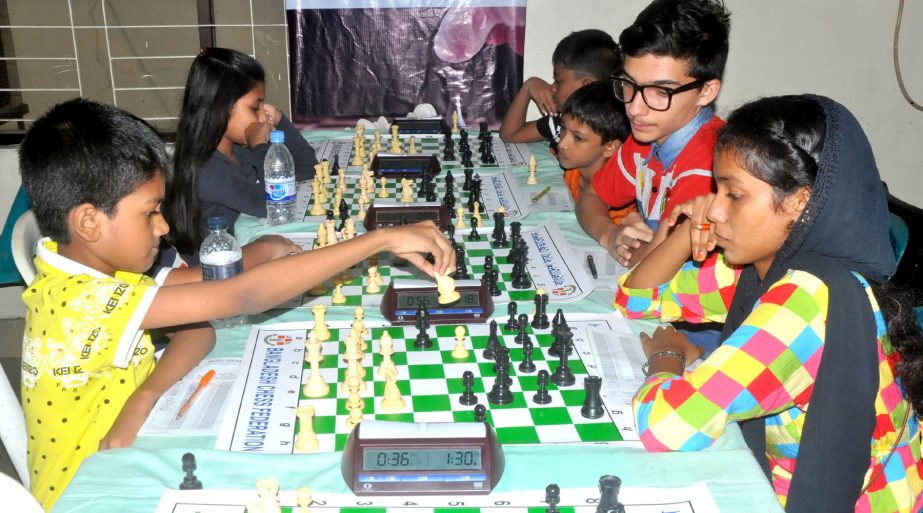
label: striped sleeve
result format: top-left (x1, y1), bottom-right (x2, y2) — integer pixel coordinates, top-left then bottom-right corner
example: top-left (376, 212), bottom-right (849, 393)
top-left (631, 270), bottom-right (828, 451)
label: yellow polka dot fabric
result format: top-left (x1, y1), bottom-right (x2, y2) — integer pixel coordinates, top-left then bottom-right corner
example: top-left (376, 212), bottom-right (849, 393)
top-left (21, 239), bottom-right (157, 510)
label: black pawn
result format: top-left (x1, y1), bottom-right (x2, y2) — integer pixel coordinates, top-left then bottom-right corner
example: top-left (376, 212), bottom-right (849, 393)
top-left (459, 370), bottom-right (478, 405)
top-left (413, 305), bottom-right (433, 348)
top-left (545, 483), bottom-right (561, 513)
top-left (533, 370), bottom-right (552, 404)
top-left (446, 224), bottom-right (456, 244)
top-left (519, 339), bottom-right (537, 373)
top-left (179, 452), bottom-right (203, 490)
top-left (488, 269), bottom-right (501, 297)
top-left (487, 356), bottom-right (514, 405)
top-left (504, 302), bottom-right (519, 330)
top-left (468, 216), bottom-right (481, 241)
top-left (483, 319), bottom-right (500, 360)
top-left (531, 292), bottom-right (549, 329)
top-left (483, 254), bottom-right (494, 274)
top-left (452, 245), bottom-right (470, 279)
top-left (597, 475), bottom-right (625, 513)
top-left (514, 313), bottom-right (530, 345)
top-left (551, 341), bottom-right (575, 387)
top-left (581, 376), bottom-right (605, 419)
top-left (474, 404), bottom-right (487, 423)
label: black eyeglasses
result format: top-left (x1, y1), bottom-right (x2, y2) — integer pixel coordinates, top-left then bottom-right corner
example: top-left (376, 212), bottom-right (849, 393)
top-left (610, 75), bottom-right (706, 112)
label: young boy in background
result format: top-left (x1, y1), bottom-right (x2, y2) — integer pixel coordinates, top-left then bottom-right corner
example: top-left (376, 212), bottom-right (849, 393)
top-left (19, 99), bottom-right (453, 510)
top-left (557, 82), bottom-right (630, 214)
top-left (499, 29), bottom-right (620, 153)
top-left (577, 0), bottom-right (730, 267)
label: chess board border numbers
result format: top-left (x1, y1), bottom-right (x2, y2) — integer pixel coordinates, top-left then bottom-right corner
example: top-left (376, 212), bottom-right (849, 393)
top-left (214, 313), bottom-right (638, 455)
top-left (155, 482), bottom-right (719, 513)
top-left (276, 218), bottom-right (594, 309)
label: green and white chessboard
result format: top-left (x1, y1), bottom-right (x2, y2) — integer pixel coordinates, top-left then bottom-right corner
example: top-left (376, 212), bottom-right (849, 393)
top-left (156, 483), bottom-right (719, 513)
top-left (315, 132), bottom-right (533, 171)
top-left (295, 168), bottom-right (531, 223)
top-left (215, 313), bottom-right (637, 455)
top-left (277, 219), bottom-right (593, 309)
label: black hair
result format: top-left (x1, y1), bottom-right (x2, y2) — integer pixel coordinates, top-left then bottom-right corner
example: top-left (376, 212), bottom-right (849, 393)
top-left (560, 81), bottom-right (630, 144)
top-left (716, 95), bottom-right (824, 208)
top-left (166, 47), bottom-right (265, 255)
top-left (552, 29), bottom-right (621, 82)
top-left (18, 98), bottom-right (167, 243)
top-left (717, 94), bottom-right (923, 417)
top-left (619, 0), bottom-right (731, 81)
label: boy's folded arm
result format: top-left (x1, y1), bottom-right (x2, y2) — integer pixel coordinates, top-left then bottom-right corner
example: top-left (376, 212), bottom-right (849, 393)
top-left (98, 323), bottom-right (215, 450)
top-left (499, 77), bottom-right (548, 143)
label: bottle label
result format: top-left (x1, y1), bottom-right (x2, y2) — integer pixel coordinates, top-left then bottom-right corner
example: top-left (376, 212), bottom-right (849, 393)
top-left (265, 177), bottom-right (296, 202)
top-left (202, 260), bottom-right (243, 281)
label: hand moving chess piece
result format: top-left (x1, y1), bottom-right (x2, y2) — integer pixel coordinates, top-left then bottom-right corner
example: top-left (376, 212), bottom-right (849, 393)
top-left (435, 271), bottom-right (460, 304)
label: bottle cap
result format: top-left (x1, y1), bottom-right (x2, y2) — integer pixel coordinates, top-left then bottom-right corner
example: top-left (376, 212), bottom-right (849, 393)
top-left (206, 216), bottom-right (228, 230)
top-left (269, 130), bottom-right (285, 144)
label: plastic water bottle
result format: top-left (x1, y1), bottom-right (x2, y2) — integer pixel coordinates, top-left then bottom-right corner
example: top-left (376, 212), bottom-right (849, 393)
top-left (199, 216), bottom-right (246, 329)
top-left (264, 130), bottom-right (296, 225)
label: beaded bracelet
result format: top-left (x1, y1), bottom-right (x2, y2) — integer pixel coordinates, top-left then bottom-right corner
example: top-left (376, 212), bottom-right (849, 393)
top-left (641, 350), bottom-right (685, 376)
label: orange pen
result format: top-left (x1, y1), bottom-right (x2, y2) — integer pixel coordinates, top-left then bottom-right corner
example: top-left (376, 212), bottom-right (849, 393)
top-left (175, 369), bottom-right (216, 420)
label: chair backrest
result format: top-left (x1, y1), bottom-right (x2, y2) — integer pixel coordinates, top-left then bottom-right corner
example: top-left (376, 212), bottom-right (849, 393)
top-left (887, 191), bottom-right (923, 296)
top-left (0, 471), bottom-right (42, 513)
top-left (11, 210), bottom-right (40, 285)
top-left (0, 360), bottom-right (28, 487)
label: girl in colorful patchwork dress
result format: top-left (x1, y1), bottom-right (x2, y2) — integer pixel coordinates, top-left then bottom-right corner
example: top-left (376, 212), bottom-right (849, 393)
top-left (615, 95), bottom-right (923, 513)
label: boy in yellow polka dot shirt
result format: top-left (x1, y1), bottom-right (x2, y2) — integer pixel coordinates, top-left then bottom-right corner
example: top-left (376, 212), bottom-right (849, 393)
top-left (18, 99), bottom-right (455, 510)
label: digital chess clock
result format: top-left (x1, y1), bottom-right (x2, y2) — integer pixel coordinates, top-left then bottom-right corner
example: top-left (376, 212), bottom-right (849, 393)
top-left (371, 154), bottom-right (441, 179)
top-left (393, 117), bottom-right (447, 134)
top-left (363, 202), bottom-right (451, 232)
top-left (380, 279), bottom-right (494, 325)
top-left (342, 420), bottom-right (504, 495)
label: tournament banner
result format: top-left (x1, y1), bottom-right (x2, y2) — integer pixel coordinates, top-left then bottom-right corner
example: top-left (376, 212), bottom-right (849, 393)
top-left (286, 0), bottom-right (526, 125)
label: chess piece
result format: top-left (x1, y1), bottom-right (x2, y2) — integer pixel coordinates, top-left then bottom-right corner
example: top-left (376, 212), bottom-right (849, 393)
top-left (435, 271), bottom-right (461, 304)
top-left (581, 376), bottom-right (605, 419)
top-left (295, 405), bottom-right (320, 452)
top-left (505, 302), bottom-right (519, 331)
top-left (413, 304), bottom-right (433, 348)
top-left (331, 282), bottom-right (347, 304)
top-left (296, 487), bottom-right (313, 513)
top-left (378, 176), bottom-right (389, 198)
top-left (309, 181), bottom-right (327, 216)
top-left (519, 339), bottom-right (537, 373)
top-left (345, 375), bottom-right (365, 411)
top-left (597, 475), bottom-right (625, 513)
top-left (533, 370), bottom-right (552, 404)
top-left (545, 483), bottom-right (561, 513)
top-left (312, 304), bottom-right (331, 340)
top-left (452, 110), bottom-right (459, 132)
top-left (377, 331), bottom-right (397, 377)
top-left (468, 216), bottom-right (481, 241)
top-left (408, 136), bottom-right (417, 154)
top-left (487, 353), bottom-right (514, 405)
top-left (474, 403), bottom-right (487, 422)
top-left (345, 404), bottom-right (364, 429)
top-left (256, 478), bottom-right (281, 513)
top-left (551, 339), bottom-right (576, 387)
top-left (451, 325), bottom-right (470, 358)
top-left (366, 266), bottom-right (382, 293)
top-left (527, 154), bottom-right (538, 184)
top-left (531, 288), bottom-right (550, 329)
top-left (179, 452), bottom-right (203, 490)
top-left (303, 334), bottom-right (329, 397)
top-left (459, 370), bottom-right (478, 405)
top-left (380, 367), bottom-right (406, 411)
top-left (483, 319), bottom-right (500, 360)
top-left (456, 207), bottom-right (466, 228)
top-left (515, 313), bottom-right (530, 345)
top-left (473, 201), bottom-right (482, 225)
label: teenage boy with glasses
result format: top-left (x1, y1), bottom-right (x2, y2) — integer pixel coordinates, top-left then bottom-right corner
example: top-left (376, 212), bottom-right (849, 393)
top-left (577, 0), bottom-right (731, 268)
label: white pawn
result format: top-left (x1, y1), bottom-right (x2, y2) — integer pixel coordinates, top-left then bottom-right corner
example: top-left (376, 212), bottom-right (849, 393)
top-left (312, 304), bottom-right (331, 341)
top-left (378, 177), bottom-right (390, 198)
top-left (380, 367), bottom-right (405, 411)
top-left (527, 154), bottom-right (538, 185)
top-left (377, 331), bottom-right (396, 377)
top-left (256, 478), bottom-right (281, 513)
top-left (342, 219), bottom-right (357, 240)
top-left (315, 222), bottom-right (328, 248)
top-left (295, 404), bottom-right (320, 452)
top-left (366, 266), bottom-right (382, 293)
top-left (325, 219), bottom-right (338, 246)
top-left (296, 487), bottom-right (313, 513)
top-left (408, 136), bottom-right (417, 155)
top-left (358, 202), bottom-right (368, 221)
top-left (455, 208), bottom-right (466, 229)
top-left (452, 110), bottom-right (459, 133)
top-left (345, 404), bottom-right (364, 429)
top-left (451, 325), bottom-right (470, 359)
top-left (345, 374), bottom-right (365, 411)
top-left (331, 282), bottom-right (347, 304)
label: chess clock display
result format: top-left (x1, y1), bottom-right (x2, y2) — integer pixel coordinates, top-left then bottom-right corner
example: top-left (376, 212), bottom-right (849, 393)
top-left (380, 279), bottom-right (494, 325)
top-left (363, 202), bottom-right (451, 232)
top-left (342, 420), bottom-right (504, 495)
top-left (392, 117), bottom-right (447, 134)
top-left (370, 154), bottom-right (441, 179)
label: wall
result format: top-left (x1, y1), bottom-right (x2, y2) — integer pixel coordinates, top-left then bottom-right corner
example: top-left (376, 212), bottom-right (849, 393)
top-left (523, 0), bottom-right (923, 204)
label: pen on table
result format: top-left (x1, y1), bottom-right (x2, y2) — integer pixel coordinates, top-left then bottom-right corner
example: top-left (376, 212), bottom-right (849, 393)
top-left (586, 254), bottom-right (599, 279)
top-left (532, 186), bottom-right (552, 203)
top-left (176, 369), bottom-right (216, 420)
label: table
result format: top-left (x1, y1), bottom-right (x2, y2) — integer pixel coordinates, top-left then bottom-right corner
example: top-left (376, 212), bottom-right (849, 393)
top-left (50, 131), bottom-right (782, 513)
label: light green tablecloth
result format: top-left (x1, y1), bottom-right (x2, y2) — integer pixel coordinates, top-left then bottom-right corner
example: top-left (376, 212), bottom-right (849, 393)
top-left (51, 133), bottom-right (782, 513)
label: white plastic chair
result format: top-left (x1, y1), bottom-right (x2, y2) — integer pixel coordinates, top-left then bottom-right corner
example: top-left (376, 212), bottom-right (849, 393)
top-left (0, 360), bottom-right (28, 487)
top-left (12, 209), bottom-right (40, 284)
top-left (0, 471), bottom-right (42, 513)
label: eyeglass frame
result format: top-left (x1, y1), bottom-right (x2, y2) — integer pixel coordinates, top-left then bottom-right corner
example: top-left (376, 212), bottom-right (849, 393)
top-left (610, 73), bottom-right (708, 112)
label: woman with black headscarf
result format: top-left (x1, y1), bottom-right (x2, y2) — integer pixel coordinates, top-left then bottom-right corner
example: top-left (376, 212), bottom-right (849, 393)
top-left (615, 95), bottom-right (923, 512)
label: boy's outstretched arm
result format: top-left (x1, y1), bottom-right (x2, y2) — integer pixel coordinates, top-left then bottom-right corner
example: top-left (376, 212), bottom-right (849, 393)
top-left (141, 222), bottom-right (454, 330)
top-left (98, 323), bottom-right (215, 450)
top-left (161, 235), bottom-right (303, 286)
top-left (576, 187), bottom-right (653, 266)
top-left (499, 77), bottom-right (552, 143)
